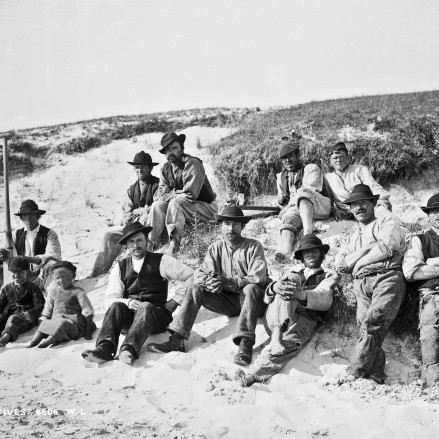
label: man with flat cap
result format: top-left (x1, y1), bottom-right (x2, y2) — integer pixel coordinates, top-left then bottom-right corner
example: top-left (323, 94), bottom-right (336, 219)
top-left (147, 132), bottom-right (218, 256)
top-left (324, 142), bottom-right (391, 220)
top-left (82, 221), bottom-right (194, 365)
top-left (0, 199), bottom-right (61, 290)
top-left (276, 141), bottom-right (331, 260)
top-left (403, 193), bottom-right (439, 387)
top-left (90, 151), bottom-right (160, 277)
top-left (336, 184), bottom-right (407, 383)
top-left (148, 206), bottom-right (268, 366)
top-left (236, 234), bottom-right (339, 386)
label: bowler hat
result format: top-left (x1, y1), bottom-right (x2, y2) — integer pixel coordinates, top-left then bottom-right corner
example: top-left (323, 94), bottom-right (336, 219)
top-left (214, 206), bottom-right (251, 224)
top-left (8, 256), bottom-right (30, 272)
top-left (328, 141), bottom-right (349, 156)
top-left (159, 132), bottom-right (186, 154)
top-left (118, 221), bottom-right (153, 245)
top-left (421, 193), bottom-right (439, 213)
top-left (127, 151), bottom-right (158, 166)
top-left (14, 199), bottom-right (46, 216)
top-left (279, 142), bottom-right (300, 159)
top-left (343, 184), bottom-right (380, 205)
top-left (294, 234), bottom-right (330, 262)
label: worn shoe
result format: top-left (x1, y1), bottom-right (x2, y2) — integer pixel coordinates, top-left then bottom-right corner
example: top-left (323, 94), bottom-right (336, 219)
top-left (147, 334), bottom-right (186, 353)
top-left (81, 344), bottom-right (115, 364)
top-left (234, 338), bottom-right (254, 366)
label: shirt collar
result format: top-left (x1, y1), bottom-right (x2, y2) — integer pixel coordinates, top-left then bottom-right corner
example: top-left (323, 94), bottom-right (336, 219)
top-left (26, 224), bottom-right (40, 235)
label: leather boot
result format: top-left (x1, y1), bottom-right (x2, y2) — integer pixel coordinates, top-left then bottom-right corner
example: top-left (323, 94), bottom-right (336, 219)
top-left (234, 337), bottom-right (254, 366)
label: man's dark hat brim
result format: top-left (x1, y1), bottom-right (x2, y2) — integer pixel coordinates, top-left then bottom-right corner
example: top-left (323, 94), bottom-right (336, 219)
top-left (159, 133), bottom-right (186, 154)
top-left (119, 224), bottom-right (153, 245)
top-left (421, 194), bottom-right (439, 213)
top-left (214, 214), bottom-right (251, 224)
top-left (127, 151), bottom-right (159, 166)
top-left (127, 161), bottom-right (159, 166)
top-left (279, 142), bottom-right (300, 159)
top-left (14, 199), bottom-right (46, 216)
top-left (293, 234), bottom-right (330, 261)
top-left (343, 184), bottom-right (380, 205)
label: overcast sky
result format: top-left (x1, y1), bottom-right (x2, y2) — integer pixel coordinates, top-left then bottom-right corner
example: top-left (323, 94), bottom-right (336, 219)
top-left (1, 0), bottom-right (439, 130)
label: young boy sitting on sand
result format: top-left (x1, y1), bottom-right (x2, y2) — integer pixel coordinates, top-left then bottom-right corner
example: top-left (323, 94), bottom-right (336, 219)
top-left (0, 256), bottom-right (45, 347)
top-left (28, 261), bottom-right (96, 348)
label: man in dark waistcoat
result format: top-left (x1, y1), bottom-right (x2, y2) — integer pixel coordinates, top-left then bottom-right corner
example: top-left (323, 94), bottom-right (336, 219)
top-left (403, 193), bottom-right (439, 387)
top-left (90, 152), bottom-right (160, 277)
top-left (0, 200), bottom-right (61, 290)
top-left (235, 234), bottom-right (339, 387)
top-left (147, 132), bottom-right (218, 256)
top-left (82, 222), bottom-right (193, 365)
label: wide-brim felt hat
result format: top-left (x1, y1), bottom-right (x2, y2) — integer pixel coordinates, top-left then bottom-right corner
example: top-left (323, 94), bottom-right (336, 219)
top-left (118, 222), bottom-right (153, 245)
top-left (278, 141), bottom-right (300, 159)
top-left (421, 193), bottom-right (439, 213)
top-left (159, 132), bottom-right (186, 154)
top-left (127, 151), bottom-right (158, 166)
top-left (294, 234), bottom-right (330, 261)
top-left (343, 184), bottom-right (380, 205)
top-left (14, 199), bottom-right (46, 216)
top-left (214, 206), bottom-right (251, 224)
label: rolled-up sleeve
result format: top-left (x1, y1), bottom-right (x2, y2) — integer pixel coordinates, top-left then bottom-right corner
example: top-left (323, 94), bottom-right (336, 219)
top-left (159, 255), bottom-right (194, 305)
top-left (402, 236), bottom-right (425, 280)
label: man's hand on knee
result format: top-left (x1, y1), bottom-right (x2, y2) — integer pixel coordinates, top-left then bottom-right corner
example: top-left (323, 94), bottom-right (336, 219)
top-left (205, 273), bottom-right (222, 294)
top-left (128, 299), bottom-right (142, 311)
top-left (175, 191), bottom-right (195, 203)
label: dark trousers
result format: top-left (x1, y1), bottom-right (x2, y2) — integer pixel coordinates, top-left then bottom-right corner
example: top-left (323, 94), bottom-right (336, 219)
top-left (0, 312), bottom-right (35, 341)
top-left (97, 301), bottom-right (172, 358)
top-left (169, 283), bottom-right (266, 345)
top-left (419, 290), bottom-right (439, 387)
top-left (350, 270), bottom-right (406, 382)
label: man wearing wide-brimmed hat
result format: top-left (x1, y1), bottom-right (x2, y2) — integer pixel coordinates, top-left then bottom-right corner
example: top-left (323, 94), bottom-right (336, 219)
top-left (147, 132), bottom-right (218, 256)
top-left (82, 221), bottom-right (193, 365)
top-left (324, 142), bottom-right (391, 221)
top-left (403, 193), bottom-right (439, 387)
top-left (148, 206), bottom-right (268, 366)
top-left (276, 141), bottom-right (331, 260)
top-left (90, 151), bottom-right (160, 277)
top-left (0, 199), bottom-right (61, 290)
top-left (336, 184), bottom-right (407, 384)
top-left (236, 234), bottom-right (339, 387)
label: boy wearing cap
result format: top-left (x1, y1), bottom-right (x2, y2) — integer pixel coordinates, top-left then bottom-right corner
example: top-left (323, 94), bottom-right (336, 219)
top-left (0, 199), bottom-right (61, 290)
top-left (336, 184), bottom-right (407, 383)
top-left (90, 151), bottom-right (160, 277)
top-left (324, 142), bottom-right (391, 220)
top-left (148, 206), bottom-right (268, 366)
top-left (276, 141), bottom-right (331, 260)
top-left (82, 222), bottom-right (193, 365)
top-left (0, 256), bottom-right (45, 347)
top-left (236, 234), bottom-right (339, 386)
top-left (403, 193), bottom-right (439, 387)
top-left (147, 132), bottom-right (218, 256)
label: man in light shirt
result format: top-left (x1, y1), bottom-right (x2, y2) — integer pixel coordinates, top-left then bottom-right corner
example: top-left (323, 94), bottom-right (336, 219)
top-left (324, 142), bottom-right (391, 220)
top-left (402, 193), bottom-right (439, 387)
top-left (0, 199), bottom-right (61, 290)
top-left (82, 222), bottom-right (193, 365)
top-left (336, 184), bottom-right (407, 383)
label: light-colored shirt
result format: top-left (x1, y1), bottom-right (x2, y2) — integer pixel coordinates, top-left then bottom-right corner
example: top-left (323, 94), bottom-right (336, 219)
top-left (105, 253), bottom-right (194, 309)
top-left (324, 164), bottom-right (390, 212)
top-left (195, 237), bottom-right (267, 292)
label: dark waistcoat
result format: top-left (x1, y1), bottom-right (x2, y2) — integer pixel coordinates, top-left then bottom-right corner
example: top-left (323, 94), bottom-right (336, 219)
top-left (118, 252), bottom-right (168, 306)
top-left (14, 225), bottom-right (50, 256)
top-left (417, 229), bottom-right (439, 290)
top-left (128, 176), bottom-right (159, 209)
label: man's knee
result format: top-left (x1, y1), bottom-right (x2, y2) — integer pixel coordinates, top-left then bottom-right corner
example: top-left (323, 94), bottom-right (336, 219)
top-left (150, 200), bottom-right (168, 214)
top-left (242, 284), bottom-right (264, 300)
top-left (136, 302), bottom-right (155, 315)
top-left (106, 301), bottom-right (128, 315)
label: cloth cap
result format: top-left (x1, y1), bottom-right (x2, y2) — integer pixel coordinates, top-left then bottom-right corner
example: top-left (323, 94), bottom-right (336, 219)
top-left (159, 132), bottom-right (186, 154)
top-left (51, 261), bottom-right (77, 274)
top-left (343, 184), bottom-right (380, 205)
top-left (294, 234), bottom-right (330, 261)
top-left (214, 205), bottom-right (251, 224)
top-left (119, 221), bottom-right (153, 245)
top-left (127, 151), bottom-right (159, 166)
top-left (14, 199), bottom-right (46, 216)
top-left (421, 193), bottom-right (439, 213)
top-left (328, 141), bottom-right (349, 156)
top-left (278, 142), bottom-right (300, 159)
top-left (8, 256), bottom-right (30, 272)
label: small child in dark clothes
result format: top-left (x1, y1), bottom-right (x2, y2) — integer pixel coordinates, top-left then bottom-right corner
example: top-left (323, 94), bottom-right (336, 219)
top-left (29, 261), bottom-right (96, 348)
top-left (0, 256), bottom-right (45, 347)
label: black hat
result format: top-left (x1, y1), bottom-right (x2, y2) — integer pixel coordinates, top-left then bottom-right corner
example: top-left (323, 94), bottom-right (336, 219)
top-left (118, 222), bottom-right (153, 245)
top-left (343, 184), bottom-right (380, 205)
top-left (127, 151), bottom-right (159, 166)
top-left (214, 206), bottom-right (251, 224)
top-left (421, 193), bottom-right (439, 213)
top-left (328, 141), bottom-right (349, 156)
top-left (294, 234), bottom-right (330, 261)
top-left (14, 199), bottom-right (46, 216)
top-left (279, 142), bottom-right (300, 159)
top-left (8, 256), bottom-right (30, 272)
top-left (159, 132), bottom-right (186, 154)
top-left (51, 261), bottom-right (77, 274)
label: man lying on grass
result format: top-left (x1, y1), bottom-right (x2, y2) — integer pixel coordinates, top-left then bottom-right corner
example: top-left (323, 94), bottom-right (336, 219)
top-left (235, 234), bottom-right (339, 387)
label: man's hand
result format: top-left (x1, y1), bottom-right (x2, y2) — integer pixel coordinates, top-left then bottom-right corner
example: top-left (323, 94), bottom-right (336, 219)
top-left (128, 299), bottom-right (142, 311)
top-left (164, 299), bottom-right (178, 313)
top-left (205, 272), bottom-right (222, 294)
top-left (175, 190), bottom-right (195, 203)
top-left (0, 248), bottom-right (9, 262)
top-left (273, 277), bottom-right (306, 301)
top-left (277, 195), bottom-right (289, 207)
top-left (332, 208), bottom-right (350, 221)
top-left (132, 207), bottom-right (147, 216)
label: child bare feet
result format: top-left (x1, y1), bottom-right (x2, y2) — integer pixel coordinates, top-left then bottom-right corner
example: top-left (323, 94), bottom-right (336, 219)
top-left (119, 350), bottom-right (134, 365)
top-left (0, 333), bottom-right (12, 347)
top-left (233, 369), bottom-right (256, 387)
top-left (270, 327), bottom-right (285, 355)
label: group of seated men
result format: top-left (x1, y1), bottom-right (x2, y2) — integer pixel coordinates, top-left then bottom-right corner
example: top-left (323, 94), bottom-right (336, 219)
top-left (1, 132), bottom-right (438, 389)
